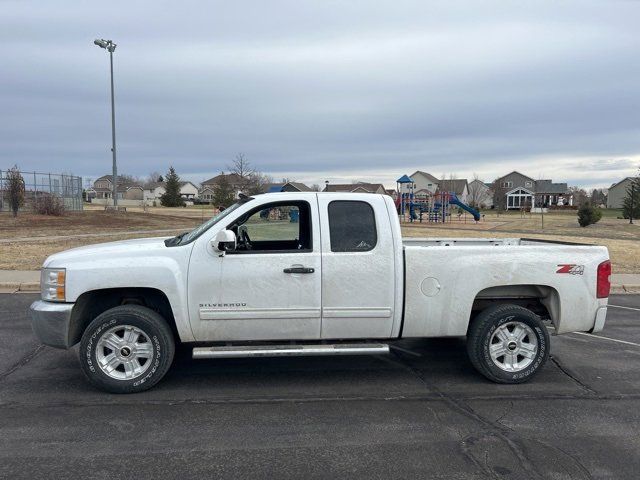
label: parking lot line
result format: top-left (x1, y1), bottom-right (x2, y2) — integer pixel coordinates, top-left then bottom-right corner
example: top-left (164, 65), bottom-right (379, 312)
top-left (608, 304), bottom-right (640, 312)
top-left (572, 332), bottom-right (640, 347)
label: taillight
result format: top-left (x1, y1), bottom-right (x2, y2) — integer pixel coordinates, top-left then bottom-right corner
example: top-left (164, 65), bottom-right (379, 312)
top-left (596, 260), bottom-right (611, 298)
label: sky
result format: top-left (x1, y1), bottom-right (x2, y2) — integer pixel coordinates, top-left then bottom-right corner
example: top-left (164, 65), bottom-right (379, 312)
top-left (1, 1), bottom-right (639, 191)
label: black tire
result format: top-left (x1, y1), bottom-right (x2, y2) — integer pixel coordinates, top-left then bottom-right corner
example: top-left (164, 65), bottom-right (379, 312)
top-left (466, 304), bottom-right (549, 384)
top-left (79, 305), bottom-right (175, 393)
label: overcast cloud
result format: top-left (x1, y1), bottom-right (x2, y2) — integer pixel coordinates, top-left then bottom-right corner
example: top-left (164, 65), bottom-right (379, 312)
top-left (1, 0), bottom-right (639, 189)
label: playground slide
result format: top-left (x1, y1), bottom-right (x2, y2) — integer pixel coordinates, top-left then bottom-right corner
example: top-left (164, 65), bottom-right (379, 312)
top-left (449, 195), bottom-right (481, 221)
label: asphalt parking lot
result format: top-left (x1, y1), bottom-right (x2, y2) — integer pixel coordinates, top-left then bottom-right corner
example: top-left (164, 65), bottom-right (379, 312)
top-left (1, 293), bottom-right (639, 479)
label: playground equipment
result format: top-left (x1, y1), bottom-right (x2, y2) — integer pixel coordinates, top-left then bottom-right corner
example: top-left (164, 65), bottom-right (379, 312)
top-left (450, 194), bottom-right (481, 222)
top-left (395, 174), bottom-right (481, 223)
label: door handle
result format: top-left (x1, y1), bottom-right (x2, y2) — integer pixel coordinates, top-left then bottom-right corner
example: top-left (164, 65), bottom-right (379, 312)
top-left (283, 266), bottom-right (315, 274)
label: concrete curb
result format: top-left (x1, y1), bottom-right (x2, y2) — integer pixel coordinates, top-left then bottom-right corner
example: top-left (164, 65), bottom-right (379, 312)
top-left (611, 285), bottom-right (640, 294)
top-left (0, 282), bottom-right (40, 293)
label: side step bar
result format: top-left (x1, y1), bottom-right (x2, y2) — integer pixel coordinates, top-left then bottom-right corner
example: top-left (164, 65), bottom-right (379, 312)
top-left (192, 343), bottom-right (389, 359)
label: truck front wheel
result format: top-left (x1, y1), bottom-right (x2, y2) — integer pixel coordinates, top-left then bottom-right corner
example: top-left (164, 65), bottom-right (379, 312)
top-left (79, 305), bottom-right (175, 393)
top-left (466, 304), bottom-right (549, 383)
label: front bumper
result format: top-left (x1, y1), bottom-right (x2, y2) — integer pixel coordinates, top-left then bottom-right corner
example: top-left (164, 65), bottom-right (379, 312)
top-left (29, 300), bottom-right (75, 349)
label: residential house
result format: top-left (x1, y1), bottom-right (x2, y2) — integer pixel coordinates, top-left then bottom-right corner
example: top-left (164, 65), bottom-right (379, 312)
top-left (199, 173), bottom-right (248, 203)
top-left (534, 180), bottom-right (571, 208)
top-left (492, 171), bottom-right (535, 210)
top-left (201, 173), bottom-right (247, 191)
top-left (438, 179), bottom-right (469, 203)
top-left (143, 181), bottom-right (200, 203)
top-left (492, 171), bottom-right (570, 210)
top-left (468, 179), bottom-right (494, 208)
top-left (87, 175), bottom-right (143, 201)
top-left (323, 182), bottom-right (388, 194)
top-left (404, 171), bottom-right (440, 195)
top-left (607, 177), bottom-right (635, 209)
top-left (199, 186), bottom-right (216, 204)
top-left (263, 182), bottom-right (313, 193)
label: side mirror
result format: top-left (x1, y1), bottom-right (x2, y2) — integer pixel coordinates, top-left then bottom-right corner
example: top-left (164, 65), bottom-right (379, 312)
top-left (212, 230), bottom-right (236, 254)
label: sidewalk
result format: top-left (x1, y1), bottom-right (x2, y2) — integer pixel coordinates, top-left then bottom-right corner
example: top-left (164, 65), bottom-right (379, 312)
top-left (610, 274), bottom-right (640, 294)
top-left (0, 270), bottom-right (40, 292)
top-left (1, 270), bottom-right (639, 294)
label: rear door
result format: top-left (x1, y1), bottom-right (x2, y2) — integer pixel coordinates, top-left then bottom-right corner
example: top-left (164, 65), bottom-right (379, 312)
top-left (317, 194), bottom-right (397, 339)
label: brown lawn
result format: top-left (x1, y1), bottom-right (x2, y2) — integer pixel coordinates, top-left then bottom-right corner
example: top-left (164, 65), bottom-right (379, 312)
top-left (1, 206), bottom-right (638, 272)
top-left (401, 210), bottom-right (640, 273)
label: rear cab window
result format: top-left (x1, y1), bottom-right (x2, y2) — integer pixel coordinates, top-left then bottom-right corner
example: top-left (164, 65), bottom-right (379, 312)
top-left (328, 201), bottom-right (377, 252)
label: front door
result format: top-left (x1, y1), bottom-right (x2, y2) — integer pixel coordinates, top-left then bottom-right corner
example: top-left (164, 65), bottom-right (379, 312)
top-left (187, 198), bottom-right (322, 342)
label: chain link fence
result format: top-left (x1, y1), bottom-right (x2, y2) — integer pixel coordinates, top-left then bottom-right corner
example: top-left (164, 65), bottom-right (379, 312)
top-left (0, 170), bottom-right (83, 212)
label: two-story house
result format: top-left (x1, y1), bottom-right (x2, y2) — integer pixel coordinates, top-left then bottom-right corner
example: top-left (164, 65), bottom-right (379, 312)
top-left (87, 175), bottom-right (144, 201)
top-left (607, 177), bottom-right (635, 209)
top-left (406, 171), bottom-right (440, 196)
top-left (492, 171), bottom-right (571, 210)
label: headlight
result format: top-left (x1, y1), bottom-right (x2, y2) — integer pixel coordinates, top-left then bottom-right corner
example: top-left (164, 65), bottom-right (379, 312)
top-left (41, 268), bottom-right (66, 302)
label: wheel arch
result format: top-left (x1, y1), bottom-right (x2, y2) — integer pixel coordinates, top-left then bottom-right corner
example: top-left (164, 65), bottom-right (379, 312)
top-left (470, 284), bottom-right (561, 330)
top-left (68, 287), bottom-right (178, 347)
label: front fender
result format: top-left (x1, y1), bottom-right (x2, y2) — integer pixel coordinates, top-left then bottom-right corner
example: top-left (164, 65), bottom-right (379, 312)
top-left (63, 254), bottom-right (194, 342)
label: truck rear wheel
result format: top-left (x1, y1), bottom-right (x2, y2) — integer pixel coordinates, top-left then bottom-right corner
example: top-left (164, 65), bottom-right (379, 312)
top-left (467, 304), bottom-right (549, 384)
top-left (79, 305), bottom-right (175, 393)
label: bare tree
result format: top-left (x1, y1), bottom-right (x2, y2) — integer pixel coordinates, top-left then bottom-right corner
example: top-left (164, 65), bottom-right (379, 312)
top-left (310, 183), bottom-right (321, 192)
top-left (228, 153), bottom-right (271, 194)
top-left (7, 165), bottom-right (25, 217)
top-left (244, 172), bottom-right (270, 195)
top-left (229, 153), bottom-right (255, 180)
top-left (118, 174), bottom-right (142, 185)
top-left (146, 171), bottom-right (162, 186)
top-left (491, 179), bottom-right (509, 212)
top-left (570, 186), bottom-right (589, 207)
top-left (591, 188), bottom-right (606, 207)
top-left (467, 173), bottom-right (487, 208)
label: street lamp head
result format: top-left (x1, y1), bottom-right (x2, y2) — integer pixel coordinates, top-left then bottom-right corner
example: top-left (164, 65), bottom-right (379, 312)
top-left (94, 38), bottom-right (116, 52)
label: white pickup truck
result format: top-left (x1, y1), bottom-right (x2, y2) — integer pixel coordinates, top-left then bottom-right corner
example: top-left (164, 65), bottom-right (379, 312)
top-left (30, 192), bottom-right (611, 393)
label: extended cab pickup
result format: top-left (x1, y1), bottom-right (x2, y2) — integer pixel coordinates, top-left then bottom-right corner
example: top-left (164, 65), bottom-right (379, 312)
top-left (30, 192), bottom-right (611, 393)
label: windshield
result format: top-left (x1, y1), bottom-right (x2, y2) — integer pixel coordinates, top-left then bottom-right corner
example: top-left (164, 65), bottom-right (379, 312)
top-left (166, 199), bottom-right (250, 246)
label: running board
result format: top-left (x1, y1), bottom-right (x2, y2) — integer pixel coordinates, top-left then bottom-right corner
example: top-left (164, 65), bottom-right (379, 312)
top-left (192, 343), bottom-right (389, 359)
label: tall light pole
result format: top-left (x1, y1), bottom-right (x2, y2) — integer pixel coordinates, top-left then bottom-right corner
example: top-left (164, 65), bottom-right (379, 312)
top-left (94, 38), bottom-right (118, 206)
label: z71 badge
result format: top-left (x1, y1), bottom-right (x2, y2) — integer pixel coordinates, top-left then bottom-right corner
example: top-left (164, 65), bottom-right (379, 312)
top-left (556, 264), bottom-right (584, 275)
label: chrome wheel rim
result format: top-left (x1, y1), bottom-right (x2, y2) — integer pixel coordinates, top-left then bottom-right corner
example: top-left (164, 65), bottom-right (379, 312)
top-left (96, 325), bottom-right (154, 380)
top-left (489, 321), bottom-right (538, 372)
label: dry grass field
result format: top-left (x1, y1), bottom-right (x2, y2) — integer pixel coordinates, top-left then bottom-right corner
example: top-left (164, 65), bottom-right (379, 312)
top-left (1, 206), bottom-right (638, 272)
top-left (0, 208), bottom-right (203, 270)
top-left (403, 210), bottom-right (640, 273)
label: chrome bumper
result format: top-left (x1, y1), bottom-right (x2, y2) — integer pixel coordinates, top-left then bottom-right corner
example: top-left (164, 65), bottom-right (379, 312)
top-left (29, 300), bottom-right (74, 349)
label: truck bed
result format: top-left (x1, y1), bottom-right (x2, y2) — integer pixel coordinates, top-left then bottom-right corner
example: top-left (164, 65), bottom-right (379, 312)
top-left (401, 237), bottom-right (609, 338)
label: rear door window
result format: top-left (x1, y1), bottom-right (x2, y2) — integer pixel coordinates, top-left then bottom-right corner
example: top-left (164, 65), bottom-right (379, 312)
top-left (328, 201), bottom-right (377, 252)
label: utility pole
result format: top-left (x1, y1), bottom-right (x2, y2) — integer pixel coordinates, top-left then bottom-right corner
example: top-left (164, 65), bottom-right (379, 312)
top-left (94, 38), bottom-right (118, 206)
